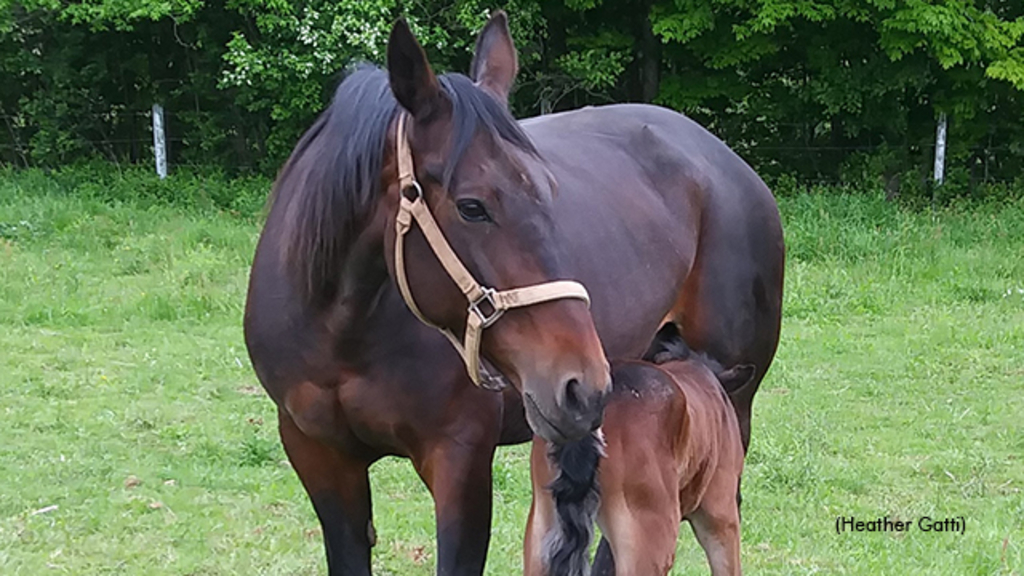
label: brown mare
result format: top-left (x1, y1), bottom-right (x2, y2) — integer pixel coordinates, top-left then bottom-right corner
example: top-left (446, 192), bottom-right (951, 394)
top-left (242, 11), bottom-right (783, 576)
top-left (525, 330), bottom-right (753, 576)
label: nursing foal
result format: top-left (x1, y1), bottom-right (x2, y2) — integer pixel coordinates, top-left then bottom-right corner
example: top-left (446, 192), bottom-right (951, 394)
top-left (524, 333), bottom-right (755, 576)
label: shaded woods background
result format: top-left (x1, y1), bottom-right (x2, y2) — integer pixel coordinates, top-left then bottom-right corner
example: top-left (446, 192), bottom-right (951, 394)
top-left (2, 0), bottom-right (1023, 197)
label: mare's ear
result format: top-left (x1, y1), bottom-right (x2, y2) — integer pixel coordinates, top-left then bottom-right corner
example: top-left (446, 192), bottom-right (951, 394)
top-left (469, 10), bottom-right (518, 106)
top-left (388, 19), bottom-right (445, 119)
top-left (718, 364), bottom-right (757, 407)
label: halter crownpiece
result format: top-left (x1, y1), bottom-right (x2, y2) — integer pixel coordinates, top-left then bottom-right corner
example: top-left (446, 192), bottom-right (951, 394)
top-left (392, 113), bottom-right (592, 390)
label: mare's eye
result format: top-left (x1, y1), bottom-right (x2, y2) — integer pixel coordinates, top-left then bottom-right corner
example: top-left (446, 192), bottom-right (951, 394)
top-left (456, 198), bottom-right (492, 223)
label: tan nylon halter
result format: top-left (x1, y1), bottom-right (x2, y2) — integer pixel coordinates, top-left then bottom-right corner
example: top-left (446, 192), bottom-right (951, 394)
top-left (392, 113), bottom-right (591, 390)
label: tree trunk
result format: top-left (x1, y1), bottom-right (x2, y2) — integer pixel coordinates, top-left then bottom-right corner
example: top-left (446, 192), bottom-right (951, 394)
top-left (639, 3), bottom-right (660, 103)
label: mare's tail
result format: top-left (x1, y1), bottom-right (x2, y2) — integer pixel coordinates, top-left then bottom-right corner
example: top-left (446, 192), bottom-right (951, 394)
top-left (543, 431), bottom-right (605, 576)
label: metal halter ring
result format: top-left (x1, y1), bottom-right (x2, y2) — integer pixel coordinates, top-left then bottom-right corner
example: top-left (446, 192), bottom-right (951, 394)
top-left (468, 287), bottom-right (504, 328)
top-left (402, 180), bottom-right (424, 202)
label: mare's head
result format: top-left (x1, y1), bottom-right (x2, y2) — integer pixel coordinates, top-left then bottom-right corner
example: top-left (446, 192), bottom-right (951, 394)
top-left (275, 12), bottom-right (609, 442)
top-left (383, 13), bottom-right (611, 442)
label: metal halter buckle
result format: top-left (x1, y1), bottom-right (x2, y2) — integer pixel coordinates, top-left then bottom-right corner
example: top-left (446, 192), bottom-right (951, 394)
top-left (478, 370), bottom-right (507, 391)
top-left (469, 287), bottom-right (504, 328)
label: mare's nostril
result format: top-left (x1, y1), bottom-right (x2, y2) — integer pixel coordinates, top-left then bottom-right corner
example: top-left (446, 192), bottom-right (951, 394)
top-left (563, 378), bottom-right (583, 413)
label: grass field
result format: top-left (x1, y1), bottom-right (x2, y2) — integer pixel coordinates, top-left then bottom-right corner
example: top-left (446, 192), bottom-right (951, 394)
top-left (1, 168), bottom-right (1022, 575)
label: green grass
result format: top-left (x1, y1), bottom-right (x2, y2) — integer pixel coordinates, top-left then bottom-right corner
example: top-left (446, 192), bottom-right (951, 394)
top-left (1, 168), bottom-right (1022, 574)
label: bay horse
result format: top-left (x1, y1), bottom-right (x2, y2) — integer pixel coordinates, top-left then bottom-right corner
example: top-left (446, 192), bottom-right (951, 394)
top-left (243, 11), bottom-right (783, 576)
top-left (525, 331), bottom-right (753, 576)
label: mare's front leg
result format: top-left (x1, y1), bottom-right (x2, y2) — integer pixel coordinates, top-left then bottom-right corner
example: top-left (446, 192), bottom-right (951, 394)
top-left (415, 414), bottom-right (501, 576)
top-left (279, 409), bottom-right (376, 576)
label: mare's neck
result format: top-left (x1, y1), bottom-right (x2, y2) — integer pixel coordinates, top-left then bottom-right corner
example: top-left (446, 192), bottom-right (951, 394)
top-left (324, 210), bottom-right (391, 356)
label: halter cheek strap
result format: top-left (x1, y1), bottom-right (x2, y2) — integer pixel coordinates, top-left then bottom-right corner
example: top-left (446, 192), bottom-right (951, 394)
top-left (392, 113), bottom-right (591, 390)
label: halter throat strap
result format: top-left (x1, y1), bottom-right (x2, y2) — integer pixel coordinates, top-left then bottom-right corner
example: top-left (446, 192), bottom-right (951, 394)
top-left (392, 113), bottom-right (591, 390)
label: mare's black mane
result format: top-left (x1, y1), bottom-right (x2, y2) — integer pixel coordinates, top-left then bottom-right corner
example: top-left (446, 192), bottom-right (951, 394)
top-left (270, 64), bottom-right (536, 305)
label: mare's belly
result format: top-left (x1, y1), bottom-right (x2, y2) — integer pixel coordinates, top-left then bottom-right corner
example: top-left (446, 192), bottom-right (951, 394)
top-left (546, 161), bottom-right (693, 358)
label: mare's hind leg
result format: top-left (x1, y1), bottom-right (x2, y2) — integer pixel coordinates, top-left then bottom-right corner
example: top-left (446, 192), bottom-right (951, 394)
top-left (686, 481), bottom-right (742, 576)
top-left (279, 410), bottom-right (375, 576)
top-left (414, 420), bottom-right (500, 576)
top-left (670, 213), bottom-right (784, 453)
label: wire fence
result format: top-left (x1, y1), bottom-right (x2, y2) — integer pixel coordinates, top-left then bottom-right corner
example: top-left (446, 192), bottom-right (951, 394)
top-left (1, 108), bottom-right (1021, 186)
top-left (0, 107), bottom-right (266, 174)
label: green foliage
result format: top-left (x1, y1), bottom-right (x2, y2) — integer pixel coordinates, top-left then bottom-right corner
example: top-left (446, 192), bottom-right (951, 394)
top-left (219, 0), bottom-right (394, 162)
top-left (0, 0), bottom-right (1022, 184)
top-left (0, 163), bottom-right (271, 215)
top-left (987, 47), bottom-right (1024, 88)
top-left (640, 0), bottom-right (1024, 181)
top-left (554, 46), bottom-right (631, 90)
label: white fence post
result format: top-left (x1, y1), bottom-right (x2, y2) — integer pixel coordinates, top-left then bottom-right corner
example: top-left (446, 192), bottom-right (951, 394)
top-left (933, 112), bottom-right (947, 186)
top-left (152, 103), bottom-right (167, 179)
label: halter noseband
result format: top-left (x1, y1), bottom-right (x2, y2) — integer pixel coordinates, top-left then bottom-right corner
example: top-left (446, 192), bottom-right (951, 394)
top-left (392, 113), bottom-right (591, 390)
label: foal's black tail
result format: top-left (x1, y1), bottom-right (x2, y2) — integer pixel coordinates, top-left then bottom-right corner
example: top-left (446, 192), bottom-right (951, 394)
top-left (543, 431), bottom-right (604, 576)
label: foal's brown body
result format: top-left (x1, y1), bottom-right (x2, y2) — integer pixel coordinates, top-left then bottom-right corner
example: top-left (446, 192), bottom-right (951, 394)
top-left (526, 359), bottom-right (747, 576)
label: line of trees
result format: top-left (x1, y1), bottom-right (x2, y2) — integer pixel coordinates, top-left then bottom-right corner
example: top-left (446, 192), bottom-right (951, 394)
top-left (1, 0), bottom-right (1022, 192)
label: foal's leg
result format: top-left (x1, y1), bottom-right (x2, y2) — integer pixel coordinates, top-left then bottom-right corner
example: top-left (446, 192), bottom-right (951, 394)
top-left (687, 481), bottom-right (742, 576)
top-left (279, 410), bottom-right (375, 576)
top-left (597, 500), bottom-right (680, 575)
top-left (523, 437), bottom-right (555, 576)
top-left (415, 422), bottom-right (500, 576)
top-left (523, 495), bottom-right (554, 576)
